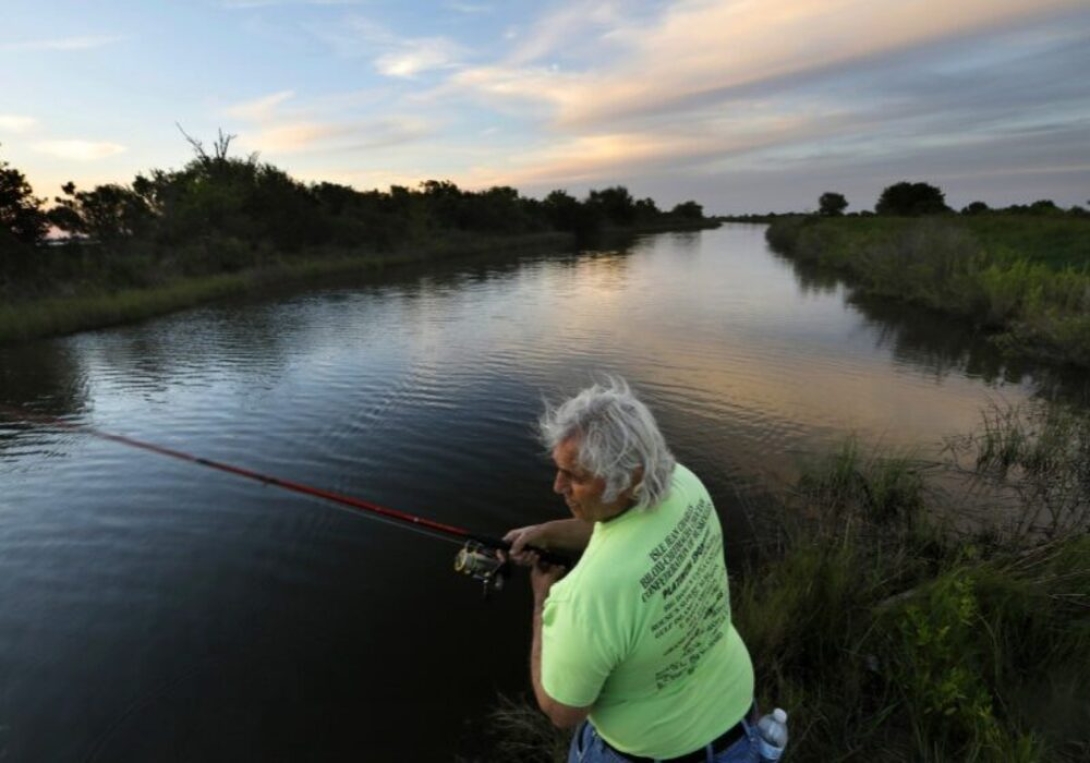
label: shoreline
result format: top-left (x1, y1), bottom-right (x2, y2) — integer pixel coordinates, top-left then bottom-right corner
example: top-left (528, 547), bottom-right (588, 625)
top-left (1, 220), bottom-right (723, 346)
top-left (763, 215), bottom-right (1090, 369)
top-left (0, 231), bottom-right (574, 345)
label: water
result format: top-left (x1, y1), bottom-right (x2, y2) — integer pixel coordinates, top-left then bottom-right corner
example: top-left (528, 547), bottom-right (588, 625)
top-left (0, 225), bottom-right (1083, 761)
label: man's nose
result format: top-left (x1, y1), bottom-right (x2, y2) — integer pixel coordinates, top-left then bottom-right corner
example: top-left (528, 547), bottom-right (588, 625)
top-left (553, 473), bottom-right (567, 494)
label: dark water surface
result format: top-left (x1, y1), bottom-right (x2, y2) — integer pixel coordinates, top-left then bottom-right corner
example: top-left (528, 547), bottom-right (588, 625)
top-left (1, 225), bottom-right (1083, 761)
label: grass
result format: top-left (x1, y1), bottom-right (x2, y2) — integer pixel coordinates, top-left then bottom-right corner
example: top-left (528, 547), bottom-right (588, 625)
top-left (765, 215), bottom-right (1090, 368)
top-left (471, 406), bottom-right (1090, 762)
top-left (0, 231), bottom-right (572, 344)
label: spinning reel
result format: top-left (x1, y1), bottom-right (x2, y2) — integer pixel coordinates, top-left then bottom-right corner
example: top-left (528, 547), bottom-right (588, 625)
top-left (453, 541), bottom-right (511, 597)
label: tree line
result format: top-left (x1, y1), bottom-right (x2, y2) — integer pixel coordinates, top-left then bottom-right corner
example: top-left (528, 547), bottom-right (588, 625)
top-left (816, 182), bottom-right (1088, 218)
top-left (1, 133), bottom-right (708, 293)
top-left (721, 183), bottom-right (1088, 221)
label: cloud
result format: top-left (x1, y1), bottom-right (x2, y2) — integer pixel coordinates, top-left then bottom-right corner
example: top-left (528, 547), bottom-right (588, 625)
top-left (0, 36), bottom-right (125, 52)
top-left (30, 140), bottom-right (127, 161)
top-left (225, 88), bottom-right (432, 155)
top-left (439, 0), bottom-right (1089, 208)
top-left (226, 90), bottom-right (297, 122)
top-left (375, 38), bottom-right (464, 78)
top-left (461, 108), bottom-right (842, 191)
top-left (238, 118), bottom-right (431, 154)
top-left (504, 1), bottom-right (624, 66)
top-left (0, 115), bottom-right (36, 133)
top-left (311, 16), bottom-right (466, 77)
top-left (454, 0), bottom-right (1087, 129)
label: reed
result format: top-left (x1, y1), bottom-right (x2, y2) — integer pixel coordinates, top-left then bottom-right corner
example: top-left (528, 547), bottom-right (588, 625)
top-left (0, 232), bottom-right (572, 344)
top-left (765, 215), bottom-right (1090, 367)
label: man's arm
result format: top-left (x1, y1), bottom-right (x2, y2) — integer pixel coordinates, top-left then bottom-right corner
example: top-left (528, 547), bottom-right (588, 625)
top-left (506, 518), bottom-right (594, 559)
top-left (530, 562), bottom-right (591, 729)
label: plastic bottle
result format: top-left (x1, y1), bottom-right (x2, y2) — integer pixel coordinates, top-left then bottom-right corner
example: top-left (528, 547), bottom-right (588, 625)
top-left (755, 707), bottom-right (788, 762)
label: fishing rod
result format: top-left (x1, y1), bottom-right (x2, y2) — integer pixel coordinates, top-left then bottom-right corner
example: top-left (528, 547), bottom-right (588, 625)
top-left (1, 406), bottom-right (569, 595)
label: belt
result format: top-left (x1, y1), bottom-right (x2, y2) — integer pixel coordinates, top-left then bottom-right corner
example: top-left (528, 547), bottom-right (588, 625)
top-left (601, 704), bottom-right (753, 763)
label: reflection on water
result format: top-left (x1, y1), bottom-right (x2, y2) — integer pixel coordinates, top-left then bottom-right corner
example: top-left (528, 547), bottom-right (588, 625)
top-left (773, 247), bottom-right (1090, 406)
top-left (1, 224), bottom-right (1086, 761)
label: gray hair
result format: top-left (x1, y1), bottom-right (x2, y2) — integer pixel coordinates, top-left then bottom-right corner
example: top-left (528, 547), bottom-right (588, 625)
top-left (539, 376), bottom-right (676, 510)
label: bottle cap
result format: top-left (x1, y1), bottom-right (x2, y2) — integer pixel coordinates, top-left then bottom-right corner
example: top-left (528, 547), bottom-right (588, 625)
top-left (773, 708), bottom-right (787, 723)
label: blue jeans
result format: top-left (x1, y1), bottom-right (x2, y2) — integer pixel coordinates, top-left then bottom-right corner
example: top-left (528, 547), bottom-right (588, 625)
top-left (567, 718), bottom-right (759, 763)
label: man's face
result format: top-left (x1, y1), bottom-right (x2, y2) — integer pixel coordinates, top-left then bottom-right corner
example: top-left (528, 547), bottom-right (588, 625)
top-left (551, 438), bottom-right (630, 522)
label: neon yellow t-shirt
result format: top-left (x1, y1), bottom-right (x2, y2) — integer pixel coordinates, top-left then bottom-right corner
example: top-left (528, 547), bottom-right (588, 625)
top-left (540, 464), bottom-right (754, 758)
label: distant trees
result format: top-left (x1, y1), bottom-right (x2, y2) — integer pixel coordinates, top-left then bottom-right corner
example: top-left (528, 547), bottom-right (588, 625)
top-left (961, 201), bottom-right (990, 216)
top-left (818, 192), bottom-right (848, 217)
top-left (1, 149), bottom-right (48, 246)
top-left (542, 189), bottom-right (586, 233)
top-left (671, 200), bottom-right (704, 219)
top-left (876, 181), bottom-right (949, 216)
top-left (4, 129), bottom-right (717, 298)
top-left (49, 181), bottom-right (154, 242)
top-left (587, 185), bottom-right (637, 226)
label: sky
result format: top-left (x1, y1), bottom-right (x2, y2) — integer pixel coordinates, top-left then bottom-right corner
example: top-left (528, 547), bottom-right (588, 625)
top-left (1, 0), bottom-right (1088, 215)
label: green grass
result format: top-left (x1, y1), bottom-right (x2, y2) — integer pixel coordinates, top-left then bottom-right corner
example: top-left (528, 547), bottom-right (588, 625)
top-left (0, 231), bottom-right (572, 344)
top-left (962, 216), bottom-right (1090, 270)
top-left (736, 408), bottom-right (1090, 762)
top-left (765, 215), bottom-right (1090, 367)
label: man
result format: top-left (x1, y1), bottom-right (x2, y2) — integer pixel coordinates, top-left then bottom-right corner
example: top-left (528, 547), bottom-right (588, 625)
top-left (505, 377), bottom-right (758, 763)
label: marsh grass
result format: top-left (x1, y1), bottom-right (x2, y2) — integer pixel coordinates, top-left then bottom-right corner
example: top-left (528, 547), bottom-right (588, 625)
top-left (475, 407), bottom-right (1090, 762)
top-left (0, 232), bottom-right (571, 344)
top-left (946, 403), bottom-right (1090, 539)
top-left (736, 411), bottom-right (1090, 762)
top-left (765, 216), bottom-right (1090, 367)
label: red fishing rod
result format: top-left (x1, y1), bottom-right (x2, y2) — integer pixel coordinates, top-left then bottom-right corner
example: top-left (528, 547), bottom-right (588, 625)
top-left (1, 405), bottom-right (568, 594)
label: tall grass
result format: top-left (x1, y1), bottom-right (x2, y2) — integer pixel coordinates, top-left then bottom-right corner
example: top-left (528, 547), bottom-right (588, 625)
top-left (765, 216), bottom-right (1090, 367)
top-left (0, 232), bottom-right (571, 344)
top-left (473, 407), bottom-right (1090, 762)
top-left (737, 408), bottom-right (1090, 762)
top-left (946, 402), bottom-right (1090, 539)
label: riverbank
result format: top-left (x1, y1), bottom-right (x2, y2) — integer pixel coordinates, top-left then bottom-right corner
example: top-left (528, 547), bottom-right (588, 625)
top-left (0, 219), bottom-right (727, 345)
top-left (0, 231), bottom-right (575, 344)
top-left (465, 403), bottom-right (1090, 762)
top-left (764, 215), bottom-right (1090, 368)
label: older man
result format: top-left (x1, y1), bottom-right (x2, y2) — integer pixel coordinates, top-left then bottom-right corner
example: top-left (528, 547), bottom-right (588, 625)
top-left (505, 377), bottom-right (758, 763)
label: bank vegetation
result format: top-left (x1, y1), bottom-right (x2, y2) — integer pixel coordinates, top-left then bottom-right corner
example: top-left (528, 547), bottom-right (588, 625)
top-left (1, 132), bottom-right (715, 343)
top-left (764, 211), bottom-right (1089, 368)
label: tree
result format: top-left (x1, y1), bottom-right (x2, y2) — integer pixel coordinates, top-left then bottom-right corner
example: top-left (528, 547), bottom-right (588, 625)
top-left (542, 189), bottom-right (584, 231)
top-left (634, 197), bottom-right (660, 223)
top-left (0, 150), bottom-right (48, 245)
top-left (49, 181), bottom-right (154, 242)
top-left (1029, 199), bottom-right (1060, 215)
top-left (961, 201), bottom-right (990, 216)
top-left (818, 192), bottom-right (848, 217)
top-left (586, 186), bottom-right (636, 226)
top-left (875, 181), bottom-right (949, 216)
top-left (670, 200), bottom-right (704, 220)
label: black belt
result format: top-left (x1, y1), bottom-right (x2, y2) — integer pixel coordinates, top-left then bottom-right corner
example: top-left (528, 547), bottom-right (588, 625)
top-left (601, 705), bottom-right (753, 763)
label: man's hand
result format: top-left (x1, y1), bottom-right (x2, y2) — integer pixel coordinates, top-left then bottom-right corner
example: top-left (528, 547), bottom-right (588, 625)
top-left (502, 518), bottom-right (594, 567)
top-left (530, 556), bottom-right (566, 607)
top-left (503, 524), bottom-right (549, 567)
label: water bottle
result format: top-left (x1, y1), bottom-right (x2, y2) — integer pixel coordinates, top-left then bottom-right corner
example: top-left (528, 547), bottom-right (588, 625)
top-left (756, 707), bottom-right (788, 762)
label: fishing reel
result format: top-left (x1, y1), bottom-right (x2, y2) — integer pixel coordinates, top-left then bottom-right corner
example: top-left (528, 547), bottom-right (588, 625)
top-left (454, 541), bottom-right (510, 598)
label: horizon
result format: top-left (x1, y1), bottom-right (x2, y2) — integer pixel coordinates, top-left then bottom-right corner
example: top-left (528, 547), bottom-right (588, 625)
top-left (2, 1), bottom-right (1088, 216)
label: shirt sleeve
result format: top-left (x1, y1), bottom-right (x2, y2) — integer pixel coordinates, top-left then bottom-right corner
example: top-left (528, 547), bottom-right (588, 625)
top-left (540, 588), bottom-right (616, 708)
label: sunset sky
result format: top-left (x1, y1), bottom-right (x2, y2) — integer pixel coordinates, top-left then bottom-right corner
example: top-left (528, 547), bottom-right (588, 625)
top-left (2, 0), bottom-right (1088, 215)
